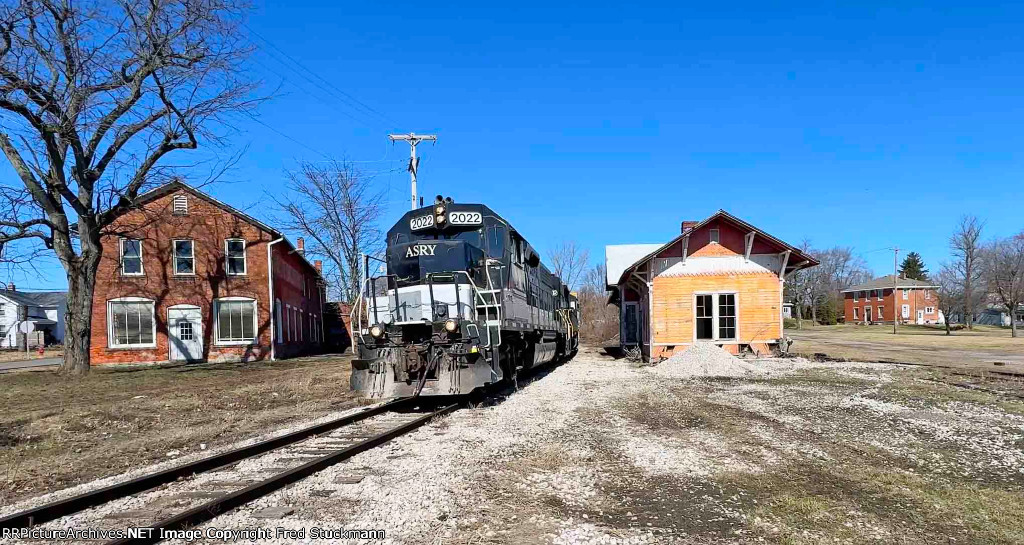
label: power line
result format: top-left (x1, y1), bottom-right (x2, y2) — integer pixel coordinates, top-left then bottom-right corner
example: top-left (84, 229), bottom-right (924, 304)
top-left (245, 24), bottom-right (398, 128)
top-left (244, 114), bottom-right (331, 159)
top-left (252, 53), bottom-right (378, 128)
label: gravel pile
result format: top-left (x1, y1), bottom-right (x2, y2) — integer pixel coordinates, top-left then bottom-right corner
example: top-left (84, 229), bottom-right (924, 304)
top-left (648, 343), bottom-right (757, 378)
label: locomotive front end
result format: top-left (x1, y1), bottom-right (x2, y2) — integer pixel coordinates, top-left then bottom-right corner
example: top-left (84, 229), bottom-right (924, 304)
top-left (351, 198), bottom-right (504, 397)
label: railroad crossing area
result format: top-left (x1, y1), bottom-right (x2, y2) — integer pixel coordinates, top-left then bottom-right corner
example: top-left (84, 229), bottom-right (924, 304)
top-left (3, 346), bottom-right (1024, 544)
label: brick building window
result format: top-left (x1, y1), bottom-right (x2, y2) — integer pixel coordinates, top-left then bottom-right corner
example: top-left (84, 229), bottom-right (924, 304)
top-left (173, 240), bottom-right (194, 275)
top-left (120, 239), bottom-right (143, 275)
top-left (925, 307), bottom-right (935, 313)
top-left (925, 291), bottom-right (931, 300)
top-left (275, 299), bottom-right (282, 343)
top-left (853, 291), bottom-right (858, 302)
top-left (878, 306), bottom-right (884, 320)
top-left (902, 289), bottom-right (909, 300)
top-left (225, 239), bottom-right (246, 275)
top-left (877, 290), bottom-right (883, 301)
top-left (215, 298), bottom-right (256, 345)
top-left (107, 298), bottom-right (156, 348)
top-left (853, 307), bottom-right (859, 320)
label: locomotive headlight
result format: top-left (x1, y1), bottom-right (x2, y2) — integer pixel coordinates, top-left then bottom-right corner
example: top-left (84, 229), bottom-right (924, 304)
top-left (436, 214), bottom-right (446, 224)
top-left (435, 204), bottom-right (445, 215)
top-left (443, 318), bottom-right (458, 333)
top-left (369, 324), bottom-right (384, 338)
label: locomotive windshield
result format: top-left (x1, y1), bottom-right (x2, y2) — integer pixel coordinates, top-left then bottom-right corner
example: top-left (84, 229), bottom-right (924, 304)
top-left (387, 239), bottom-right (486, 287)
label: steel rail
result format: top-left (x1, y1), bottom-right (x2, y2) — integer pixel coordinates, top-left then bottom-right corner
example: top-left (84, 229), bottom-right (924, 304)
top-left (0, 397), bottom-right (411, 529)
top-left (106, 403), bottom-right (460, 545)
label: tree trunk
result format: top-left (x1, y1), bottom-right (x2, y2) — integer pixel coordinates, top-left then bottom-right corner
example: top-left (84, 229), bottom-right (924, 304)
top-left (60, 254), bottom-right (100, 376)
top-left (795, 299), bottom-right (804, 329)
top-left (810, 300), bottom-right (818, 326)
top-left (944, 313), bottom-right (951, 335)
top-left (1012, 309), bottom-right (1018, 338)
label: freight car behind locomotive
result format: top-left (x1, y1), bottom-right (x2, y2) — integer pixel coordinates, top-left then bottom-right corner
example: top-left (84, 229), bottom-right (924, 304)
top-left (351, 196), bottom-right (579, 397)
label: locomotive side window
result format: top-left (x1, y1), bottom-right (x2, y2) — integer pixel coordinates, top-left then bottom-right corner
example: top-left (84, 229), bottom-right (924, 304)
top-left (486, 225), bottom-right (506, 259)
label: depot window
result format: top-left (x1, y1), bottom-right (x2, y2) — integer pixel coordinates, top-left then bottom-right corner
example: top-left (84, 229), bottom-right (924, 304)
top-left (215, 298), bottom-right (257, 344)
top-left (695, 293), bottom-right (737, 341)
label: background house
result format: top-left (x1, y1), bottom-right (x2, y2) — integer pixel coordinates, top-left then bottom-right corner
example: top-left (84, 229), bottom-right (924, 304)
top-left (0, 286), bottom-right (66, 349)
top-left (841, 276), bottom-right (942, 325)
top-left (90, 181), bottom-right (326, 365)
top-left (606, 211), bottom-right (818, 360)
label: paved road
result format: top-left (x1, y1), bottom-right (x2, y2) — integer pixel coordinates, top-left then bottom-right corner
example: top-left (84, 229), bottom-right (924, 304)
top-left (0, 357), bottom-right (61, 372)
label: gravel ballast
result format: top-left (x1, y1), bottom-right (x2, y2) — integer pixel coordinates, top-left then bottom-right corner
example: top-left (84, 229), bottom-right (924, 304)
top-left (4, 347), bottom-right (1023, 544)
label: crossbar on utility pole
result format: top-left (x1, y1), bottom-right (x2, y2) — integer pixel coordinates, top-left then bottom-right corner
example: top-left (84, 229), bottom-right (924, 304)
top-left (388, 133), bottom-right (437, 210)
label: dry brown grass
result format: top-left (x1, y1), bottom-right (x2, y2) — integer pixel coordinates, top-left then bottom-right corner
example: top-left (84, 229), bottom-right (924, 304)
top-left (0, 355), bottom-right (368, 506)
top-left (787, 323), bottom-right (1024, 372)
top-left (0, 348), bottom-right (62, 363)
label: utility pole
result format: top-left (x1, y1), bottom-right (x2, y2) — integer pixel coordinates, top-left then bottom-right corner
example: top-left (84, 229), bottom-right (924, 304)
top-left (892, 246), bottom-right (899, 335)
top-left (388, 133), bottom-right (437, 210)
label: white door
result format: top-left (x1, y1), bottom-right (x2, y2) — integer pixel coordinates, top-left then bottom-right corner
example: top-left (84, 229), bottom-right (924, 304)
top-left (168, 306), bottom-right (203, 362)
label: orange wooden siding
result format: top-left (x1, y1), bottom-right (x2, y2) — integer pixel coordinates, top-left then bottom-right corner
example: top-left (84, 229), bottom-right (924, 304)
top-left (651, 272), bottom-right (782, 346)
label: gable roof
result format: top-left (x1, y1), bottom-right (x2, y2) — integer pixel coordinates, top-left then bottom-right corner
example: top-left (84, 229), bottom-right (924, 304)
top-left (613, 210), bottom-right (818, 287)
top-left (134, 180), bottom-right (281, 237)
top-left (127, 181), bottom-right (322, 279)
top-left (0, 290), bottom-right (66, 307)
top-left (841, 275), bottom-right (938, 293)
top-left (606, 244), bottom-right (663, 287)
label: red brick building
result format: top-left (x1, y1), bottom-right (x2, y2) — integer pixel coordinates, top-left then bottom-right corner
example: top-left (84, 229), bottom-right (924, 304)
top-left (841, 275), bottom-right (942, 325)
top-left (90, 181), bottom-right (326, 365)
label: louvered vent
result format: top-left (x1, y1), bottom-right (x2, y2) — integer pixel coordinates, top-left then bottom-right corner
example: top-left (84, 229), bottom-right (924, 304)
top-left (172, 194), bottom-right (188, 215)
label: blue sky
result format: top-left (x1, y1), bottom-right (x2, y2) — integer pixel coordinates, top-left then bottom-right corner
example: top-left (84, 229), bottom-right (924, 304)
top-left (6, 1), bottom-right (1024, 289)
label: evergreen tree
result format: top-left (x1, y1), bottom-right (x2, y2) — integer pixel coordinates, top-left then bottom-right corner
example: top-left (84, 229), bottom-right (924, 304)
top-left (899, 252), bottom-right (930, 280)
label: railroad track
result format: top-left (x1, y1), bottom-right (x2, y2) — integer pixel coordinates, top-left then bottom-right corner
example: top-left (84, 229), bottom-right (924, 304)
top-left (0, 398), bottom-right (457, 544)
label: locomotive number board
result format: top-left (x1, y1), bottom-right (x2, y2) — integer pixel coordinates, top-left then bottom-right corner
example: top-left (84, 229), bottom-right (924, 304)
top-left (410, 214), bottom-right (435, 231)
top-left (448, 211), bottom-right (483, 225)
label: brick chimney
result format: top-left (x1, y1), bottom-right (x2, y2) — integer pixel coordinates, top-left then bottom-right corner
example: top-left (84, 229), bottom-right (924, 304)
top-left (681, 221), bottom-right (698, 234)
top-left (314, 260), bottom-right (322, 274)
top-left (296, 237), bottom-right (305, 255)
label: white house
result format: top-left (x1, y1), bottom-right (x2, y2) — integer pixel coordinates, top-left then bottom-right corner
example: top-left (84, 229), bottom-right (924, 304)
top-left (0, 285), bottom-right (67, 349)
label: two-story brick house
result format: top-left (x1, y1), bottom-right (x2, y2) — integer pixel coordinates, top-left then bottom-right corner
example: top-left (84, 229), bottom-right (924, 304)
top-left (90, 181), bottom-right (326, 365)
top-left (841, 275), bottom-right (942, 325)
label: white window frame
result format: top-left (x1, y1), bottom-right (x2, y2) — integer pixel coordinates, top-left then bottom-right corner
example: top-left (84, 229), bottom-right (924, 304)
top-left (225, 239), bottom-right (247, 276)
top-left (299, 310), bottom-right (304, 342)
top-left (901, 304), bottom-right (910, 319)
top-left (925, 306), bottom-right (935, 313)
top-left (865, 305), bottom-right (872, 322)
top-left (876, 289), bottom-right (883, 301)
top-left (285, 304), bottom-right (292, 342)
top-left (853, 307), bottom-right (859, 320)
top-left (924, 290), bottom-right (931, 300)
top-left (709, 228), bottom-right (720, 244)
top-left (275, 299), bottom-right (283, 343)
top-left (902, 289), bottom-right (909, 300)
top-left (877, 306), bottom-right (884, 321)
top-left (106, 297), bottom-right (156, 348)
top-left (853, 291), bottom-right (858, 302)
top-left (120, 238), bottom-right (144, 276)
top-left (172, 239), bottom-right (195, 276)
top-left (693, 292), bottom-right (738, 342)
top-left (213, 297), bottom-right (258, 346)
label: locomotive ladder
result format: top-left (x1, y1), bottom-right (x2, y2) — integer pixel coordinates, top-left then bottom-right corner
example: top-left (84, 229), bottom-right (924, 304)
top-left (476, 288), bottom-right (503, 352)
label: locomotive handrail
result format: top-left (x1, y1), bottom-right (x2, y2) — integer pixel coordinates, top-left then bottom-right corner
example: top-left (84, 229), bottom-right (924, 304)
top-left (350, 269), bottom-right (499, 348)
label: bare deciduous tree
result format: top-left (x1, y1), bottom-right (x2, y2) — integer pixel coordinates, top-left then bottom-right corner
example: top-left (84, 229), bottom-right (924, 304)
top-left (547, 240), bottom-right (590, 291)
top-left (0, 0), bottom-right (259, 375)
top-left (274, 160), bottom-right (384, 303)
top-left (950, 215), bottom-right (985, 329)
top-left (935, 262), bottom-right (963, 336)
top-left (576, 262), bottom-right (618, 344)
top-left (982, 233), bottom-right (1024, 338)
top-left (785, 243), bottom-right (870, 326)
